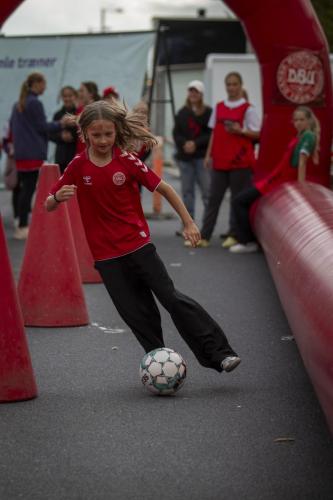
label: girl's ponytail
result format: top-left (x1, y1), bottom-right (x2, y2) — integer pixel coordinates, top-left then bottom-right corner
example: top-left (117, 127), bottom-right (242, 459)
top-left (17, 80), bottom-right (30, 113)
top-left (17, 72), bottom-right (45, 112)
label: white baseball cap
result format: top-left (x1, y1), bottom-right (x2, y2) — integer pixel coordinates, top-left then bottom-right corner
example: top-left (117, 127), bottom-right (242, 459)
top-left (187, 80), bottom-right (205, 94)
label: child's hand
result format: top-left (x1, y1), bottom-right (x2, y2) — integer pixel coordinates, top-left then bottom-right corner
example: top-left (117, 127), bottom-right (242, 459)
top-left (183, 221), bottom-right (201, 247)
top-left (56, 184), bottom-right (77, 202)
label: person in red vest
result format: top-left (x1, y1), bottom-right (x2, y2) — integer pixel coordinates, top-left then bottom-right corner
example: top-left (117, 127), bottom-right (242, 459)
top-left (229, 105), bottom-right (320, 253)
top-left (197, 72), bottom-right (261, 248)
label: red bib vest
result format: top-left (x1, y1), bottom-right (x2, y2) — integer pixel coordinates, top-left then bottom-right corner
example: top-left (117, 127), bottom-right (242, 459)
top-left (211, 101), bottom-right (255, 171)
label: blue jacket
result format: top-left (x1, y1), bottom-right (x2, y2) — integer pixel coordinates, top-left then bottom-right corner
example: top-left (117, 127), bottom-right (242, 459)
top-left (10, 92), bottom-right (61, 161)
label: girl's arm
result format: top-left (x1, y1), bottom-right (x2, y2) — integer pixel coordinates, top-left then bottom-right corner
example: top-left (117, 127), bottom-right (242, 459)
top-left (45, 185), bottom-right (77, 212)
top-left (156, 180), bottom-right (201, 247)
top-left (298, 153), bottom-right (308, 183)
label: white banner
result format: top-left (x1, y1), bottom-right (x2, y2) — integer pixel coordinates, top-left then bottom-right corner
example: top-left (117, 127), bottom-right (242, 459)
top-left (0, 31), bottom-right (154, 162)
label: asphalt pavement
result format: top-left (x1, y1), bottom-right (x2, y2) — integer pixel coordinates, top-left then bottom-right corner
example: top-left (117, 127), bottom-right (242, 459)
top-left (0, 172), bottom-right (332, 500)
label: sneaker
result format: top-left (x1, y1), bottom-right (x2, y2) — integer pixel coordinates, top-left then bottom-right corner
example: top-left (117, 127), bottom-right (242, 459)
top-left (221, 236), bottom-right (238, 248)
top-left (221, 356), bottom-right (241, 372)
top-left (229, 242), bottom-right (258, 253)
top-left (13, 226), bottom-right (29, 240)
top-left (196, 239), bottom-right (210, 248)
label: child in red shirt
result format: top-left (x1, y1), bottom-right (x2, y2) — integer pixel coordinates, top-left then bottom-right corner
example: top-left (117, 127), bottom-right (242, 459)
top-left (46, 100), bottom-right (241, 374)
top-left (230, 106), bottom-right (320, 253)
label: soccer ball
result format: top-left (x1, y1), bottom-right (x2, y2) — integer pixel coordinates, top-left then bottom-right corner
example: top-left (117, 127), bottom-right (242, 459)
top-left (140, 348), bottom-right (187, 395)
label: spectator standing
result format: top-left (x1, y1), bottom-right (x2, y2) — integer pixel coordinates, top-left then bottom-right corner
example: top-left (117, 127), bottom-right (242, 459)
top-left (76, 81), bottom-right (100, 154)
top-left (10, 72), bottom-right (63, 239)
top-left (197, 72), bottom-right (261, 248)
top-left (49, 86), bottom-right (78, 173)
top-left (173, 80), bottom-right (212, 240)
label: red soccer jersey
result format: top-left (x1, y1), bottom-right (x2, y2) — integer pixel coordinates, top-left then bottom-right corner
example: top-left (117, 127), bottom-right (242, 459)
top-left (50, 148), bottom-right (161, 260)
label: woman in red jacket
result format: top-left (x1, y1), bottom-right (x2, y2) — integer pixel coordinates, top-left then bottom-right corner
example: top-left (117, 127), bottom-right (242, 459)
top-left (197, 72), bottom-right (261, 248)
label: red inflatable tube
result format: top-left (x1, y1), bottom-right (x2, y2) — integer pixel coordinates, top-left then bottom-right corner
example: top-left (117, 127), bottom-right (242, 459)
top-left (254, 182), bottom-right (333, 434)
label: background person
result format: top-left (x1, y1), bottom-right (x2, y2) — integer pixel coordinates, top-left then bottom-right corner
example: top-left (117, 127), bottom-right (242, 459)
top-left (230, 106), bottom-right (320, 253)
top-left (49, 85), bottom-right (78, 173)
top-left (103, 86), bottom-right (120, 103)
top-left (197, 72), bottom-right (261, 248)
top-left (76, 81), bottom-right (101, 154)
top-left (173, 80), bottom-right (212, 241)
top-left (10, 72), bottom-right (64, 239)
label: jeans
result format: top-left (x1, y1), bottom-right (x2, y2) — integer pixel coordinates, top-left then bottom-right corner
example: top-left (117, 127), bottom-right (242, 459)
top-left (178, 158), bottom-right (210, 221)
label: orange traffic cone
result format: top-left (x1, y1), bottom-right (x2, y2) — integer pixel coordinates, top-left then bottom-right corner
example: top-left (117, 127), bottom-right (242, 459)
top-left (18, 164), bottom-right (89, 327)
top-left (0, 216), bottom-right (38, 402)
top-left (67, 195), bottom-right (102, 283)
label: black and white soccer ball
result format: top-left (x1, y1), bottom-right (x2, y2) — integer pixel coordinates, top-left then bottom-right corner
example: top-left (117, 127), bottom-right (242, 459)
top-left (140, 348), bottom-right (187, 395)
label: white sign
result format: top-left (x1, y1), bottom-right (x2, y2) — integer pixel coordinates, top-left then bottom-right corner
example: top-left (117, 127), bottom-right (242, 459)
top-left (0, 31), bottom-right (154, 157)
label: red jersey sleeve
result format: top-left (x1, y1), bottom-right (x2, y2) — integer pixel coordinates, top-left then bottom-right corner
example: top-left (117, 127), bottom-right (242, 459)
top-left (118, 151), bottom-right (161, 192)
top-left (49, 156), bottom-right (80, 195)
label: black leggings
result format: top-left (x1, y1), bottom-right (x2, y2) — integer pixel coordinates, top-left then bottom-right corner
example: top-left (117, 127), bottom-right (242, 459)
top-left (232, 186), bottom-right (261, 244)
top-left (95, 244), bottom-right (237, 372)
top-left (17, 170), bottom-right (39, 227)
top-left (201, 168), bottom-right (252, 240)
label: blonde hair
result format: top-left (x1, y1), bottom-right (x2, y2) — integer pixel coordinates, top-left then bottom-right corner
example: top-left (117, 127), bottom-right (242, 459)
top-left (78, 100), bottom-right (157, 152)
top-left (17, 72), bottom-right (45, 112)
top-left (294, 106), bottom-right (320, 164)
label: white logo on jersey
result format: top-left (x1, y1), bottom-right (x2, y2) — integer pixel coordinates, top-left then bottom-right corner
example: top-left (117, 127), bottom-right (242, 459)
top-left (83, 175), bottom-right (92, 185)
top-left (140, 231), bottom-right (147, 238)
top-left (113, 172), bottom-right (126, 185)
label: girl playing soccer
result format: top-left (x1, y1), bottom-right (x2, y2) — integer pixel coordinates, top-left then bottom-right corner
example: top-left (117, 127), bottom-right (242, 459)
top-left (230, 105), bottom-right (320, 253)
top-left (46, 100), bottom-right (241, 374)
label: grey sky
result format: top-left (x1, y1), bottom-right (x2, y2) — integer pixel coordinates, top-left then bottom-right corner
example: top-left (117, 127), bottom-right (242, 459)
top-left (2, 0), bottom-right (234, 36)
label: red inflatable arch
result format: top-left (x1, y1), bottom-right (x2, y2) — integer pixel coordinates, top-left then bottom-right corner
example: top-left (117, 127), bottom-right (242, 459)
top-left (224, 0), bottom-right (333, 185)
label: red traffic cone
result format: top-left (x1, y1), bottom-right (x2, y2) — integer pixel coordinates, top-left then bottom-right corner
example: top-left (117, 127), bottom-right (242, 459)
top-left (18, 164), bottom-right (89, 327)
top-left (0, 216), bottom-right (38, 402)
top-left (67, 195), bottom-right (102, 284)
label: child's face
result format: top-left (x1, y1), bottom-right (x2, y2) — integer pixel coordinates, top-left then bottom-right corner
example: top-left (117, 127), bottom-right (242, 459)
top-left (293, 111), bottom-right (309, 133)
top-left (86, 119), bottom-right (116, 156)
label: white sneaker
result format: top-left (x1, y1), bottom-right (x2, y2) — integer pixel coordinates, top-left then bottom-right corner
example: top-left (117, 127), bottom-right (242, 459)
top-left (229, 242), bottom-right (258, 254)
top-left (13, 226), bottom-right (29, 240)
top-left (221, 356), bottom-right (241, 372)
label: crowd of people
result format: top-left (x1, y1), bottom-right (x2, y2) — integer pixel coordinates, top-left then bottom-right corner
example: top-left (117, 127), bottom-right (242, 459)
top-left (1, 73), bottom-right (123, 239)
top-left (1, 70), bottom-right (319, 253)
top-left (173, 73), bottom-right (319, 253)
